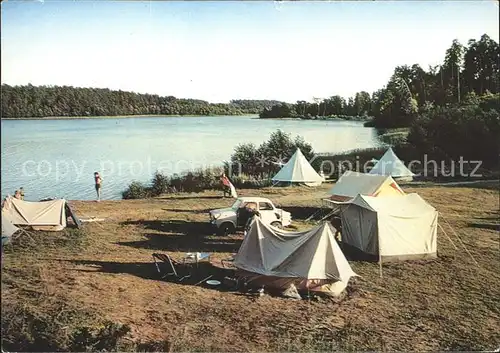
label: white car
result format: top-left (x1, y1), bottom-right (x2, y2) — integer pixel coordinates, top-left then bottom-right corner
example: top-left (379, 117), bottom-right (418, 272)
top-left (209, 197), bottom-right (292, 236)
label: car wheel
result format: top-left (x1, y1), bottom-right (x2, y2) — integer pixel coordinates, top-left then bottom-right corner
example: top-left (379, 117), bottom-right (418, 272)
top-left (218, 222), bottom-right (235, 236)
top-left (271, 221), bottom-right (283, 229)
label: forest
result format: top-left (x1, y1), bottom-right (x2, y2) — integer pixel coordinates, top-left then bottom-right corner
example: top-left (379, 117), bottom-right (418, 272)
top-left (0, 85), bottom-right (282, 118)
top-left (259, 34), bottom-right (499, 126)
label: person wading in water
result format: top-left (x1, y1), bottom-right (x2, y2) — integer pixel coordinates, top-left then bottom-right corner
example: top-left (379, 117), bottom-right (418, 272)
top-left (94, 172), bottom-right (103, 201)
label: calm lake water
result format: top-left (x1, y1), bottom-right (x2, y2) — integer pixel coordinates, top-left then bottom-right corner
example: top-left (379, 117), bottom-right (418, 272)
top-left (1, 115), bottom-right (383, 201)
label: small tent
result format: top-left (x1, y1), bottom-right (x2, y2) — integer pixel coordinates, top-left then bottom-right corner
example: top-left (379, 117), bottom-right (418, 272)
top-left (233, 217), bottom-right (357, 296)
top-left (340, 193), bottom-right (438, 263)
top-left (369, 147), bottom-right (415, 181)
top-left (2, 196), bottom-right (80, 231)
top-left (271, 148), bottom-right (324, 186)
top-left (327, 171), bottom-right (405, 202)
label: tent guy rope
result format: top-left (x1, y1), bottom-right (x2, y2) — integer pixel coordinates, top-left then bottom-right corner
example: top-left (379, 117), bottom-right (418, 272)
top-left (441, 216), bottom-right (480, 268)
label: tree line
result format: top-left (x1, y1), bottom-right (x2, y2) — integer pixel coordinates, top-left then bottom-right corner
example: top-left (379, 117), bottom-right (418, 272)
top-left (368, 33), bottom-right (499, 128)
top-left (0, 84), bottom-right (282, 118)
top-left (259, 92), bottom-right (372, 120)
top-left (260, 34), bottom-right (499, 124)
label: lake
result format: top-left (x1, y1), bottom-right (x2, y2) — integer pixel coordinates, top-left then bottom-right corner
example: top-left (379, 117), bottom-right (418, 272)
top-left (1, 115), bottom-right (384, 201)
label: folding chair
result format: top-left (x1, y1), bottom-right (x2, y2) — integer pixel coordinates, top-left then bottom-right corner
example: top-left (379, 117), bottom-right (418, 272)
top-left (184, 252), bottom-right (212, 267)
top-left (152, 253), bottom-right (191, 281)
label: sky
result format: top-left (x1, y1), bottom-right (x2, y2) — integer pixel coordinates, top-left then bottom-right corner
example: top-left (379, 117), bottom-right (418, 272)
top-left (1, 1), bottom-right (498, 103)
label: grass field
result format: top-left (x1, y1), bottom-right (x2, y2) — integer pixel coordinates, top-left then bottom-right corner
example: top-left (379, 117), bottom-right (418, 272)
top-left (1, 182), bottom-right (499, 352)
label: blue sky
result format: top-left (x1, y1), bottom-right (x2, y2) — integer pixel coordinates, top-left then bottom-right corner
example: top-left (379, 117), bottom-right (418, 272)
top-left (1, 1), bottom-right (498, 103)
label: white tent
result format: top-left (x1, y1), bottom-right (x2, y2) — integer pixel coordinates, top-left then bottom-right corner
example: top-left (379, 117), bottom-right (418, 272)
top-left (271, 148), bottom-right (324, 186)
top-left (340, 193), bottom-right (438, 264)
top-left (233, 217), bottom-right (357, 296)
top-left (2, 196), bottom-right (68, 231)
top-left (327, 171), bottom-right (405, 202)
top-left (369, 147), bottom-right (415, 181)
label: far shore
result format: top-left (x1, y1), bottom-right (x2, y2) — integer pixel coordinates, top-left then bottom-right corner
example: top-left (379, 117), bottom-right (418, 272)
top-left (1, 114), bottom-right (372, 122)
top-left (0, 114), bottom-right (259, 121)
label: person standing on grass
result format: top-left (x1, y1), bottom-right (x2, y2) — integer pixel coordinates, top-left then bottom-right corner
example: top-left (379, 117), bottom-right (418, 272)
top-left (94, 172), bottom-right (103, 201)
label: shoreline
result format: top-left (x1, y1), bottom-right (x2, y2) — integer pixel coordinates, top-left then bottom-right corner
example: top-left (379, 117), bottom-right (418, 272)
top-left (0, 114), bottom-right (260, 121)
top-left (0, 115), bottom-right (371, 122)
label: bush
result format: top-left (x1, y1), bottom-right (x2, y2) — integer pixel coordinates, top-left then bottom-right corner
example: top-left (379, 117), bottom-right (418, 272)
top-left (311, 147), bottom-right (388, 178)
top-left (122, 167), bottom-right (226, 199)
top-left (122, 181), bottom-right (151, 199)
top-left (150, 171), bottom-right (169, 196)
top-left (230, 175), bottom-right (273, 189)
top-left (229, 130), bottom-right (314, 179)
top-left (407, 102), bottom-right (500, 167)
top-left (378, 130), bottom-right (409, 145)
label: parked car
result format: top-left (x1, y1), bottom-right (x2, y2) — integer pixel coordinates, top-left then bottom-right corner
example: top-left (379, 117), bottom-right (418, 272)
top-left (209, 197), bottom-right (292, 236)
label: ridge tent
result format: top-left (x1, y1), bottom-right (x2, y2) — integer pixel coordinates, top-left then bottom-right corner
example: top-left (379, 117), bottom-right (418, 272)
top-left (2, 196), bottom-right (80, 231)
top-left (271, 148), bottom-right (324, 187)
top-left (327, 171), bottom-right (405, 203)
top-left (369, 147), bottom-right (415, 181)
top-left (233, 217), bottom-right (357, 296)
top-left (339, 193), bottom-right (438, 264)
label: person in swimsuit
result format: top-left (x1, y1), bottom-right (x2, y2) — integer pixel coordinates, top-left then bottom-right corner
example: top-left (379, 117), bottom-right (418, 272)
top-left (94, 172), bottom-right (103, 201)
top-left (19, 187), bottom-right (25, 200)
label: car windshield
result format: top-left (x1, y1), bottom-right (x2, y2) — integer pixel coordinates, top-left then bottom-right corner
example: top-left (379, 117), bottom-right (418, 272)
top-left (231, 199), bottom-right (243, 209)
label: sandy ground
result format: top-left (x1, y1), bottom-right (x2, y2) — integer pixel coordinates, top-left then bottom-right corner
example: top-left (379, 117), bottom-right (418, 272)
top-left (2, 182), bottom-right (499, 351)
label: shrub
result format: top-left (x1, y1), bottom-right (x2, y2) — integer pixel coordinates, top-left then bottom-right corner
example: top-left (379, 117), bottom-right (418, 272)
top-left (407, 102), bottom-right (500, 167)
top-left (229, 130), bottom-right (314, 179)
top-left (150, 171), bottom-right (169, 196)
top-left (122, 181), bottom-right (151, 199)
top-left (311, 147), bottom-right (387, 179)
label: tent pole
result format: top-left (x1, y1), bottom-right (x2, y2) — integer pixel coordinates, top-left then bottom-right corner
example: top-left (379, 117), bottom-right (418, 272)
top-left (378, 235), bottom-right (383, 278)
top-left (378, 252), bottom-right (383, 278)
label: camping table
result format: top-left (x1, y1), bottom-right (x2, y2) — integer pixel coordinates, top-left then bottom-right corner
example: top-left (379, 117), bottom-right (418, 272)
top-left (182, 252), bottom-right (212, 268)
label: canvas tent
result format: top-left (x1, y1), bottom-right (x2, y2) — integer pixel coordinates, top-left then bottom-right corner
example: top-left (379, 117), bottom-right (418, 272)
top-left (271, 148), bottom-right (324, 186)
top-left (339, 193), bottom-right (438, 264)
top-left (2, 196), bottom-right (80, 231)
top-left (327, 171), bottom-right (405, 203)
top-left (369, 147), bottom-right (415, 181)
top-left (233, 217), bottom-right (357, 296)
